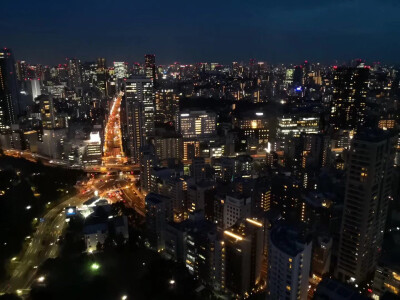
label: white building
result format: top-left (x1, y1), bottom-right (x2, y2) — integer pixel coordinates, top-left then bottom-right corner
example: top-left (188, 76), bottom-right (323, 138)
top-left (113, 62), bottom-right (128, 79)
top-left (223, 193), bottom-right (251, 229)
top-left (267, 223), bottom-right (312, 300)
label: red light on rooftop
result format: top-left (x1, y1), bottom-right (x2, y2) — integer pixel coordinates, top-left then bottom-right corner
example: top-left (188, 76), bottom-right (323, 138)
top-left (367, 289), bottom-right (372, 293)
top-left (333, 66), bottom-right (338, 69)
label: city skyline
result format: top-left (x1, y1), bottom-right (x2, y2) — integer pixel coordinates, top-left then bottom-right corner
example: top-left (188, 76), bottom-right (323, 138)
top-left (1, 2), bottom-right (400, 299)
top-left (2, 0), bottom-right (400, 65)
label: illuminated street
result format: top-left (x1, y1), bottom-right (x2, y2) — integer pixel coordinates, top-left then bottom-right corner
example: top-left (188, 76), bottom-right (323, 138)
top-left (103, 92), bottom-right (126, 166)
top-left (0, 176), bottom-right (125, 296)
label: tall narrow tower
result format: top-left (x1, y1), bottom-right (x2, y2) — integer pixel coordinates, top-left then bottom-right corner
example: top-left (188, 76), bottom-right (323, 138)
top-left (144, 54), bottom-right (156, 80)
top-left (0, 48), bottom-right (19, 132)
top-left (336, 129), bottom-right (396, 284)
top-left (124, 77), bottom-right (154, 162)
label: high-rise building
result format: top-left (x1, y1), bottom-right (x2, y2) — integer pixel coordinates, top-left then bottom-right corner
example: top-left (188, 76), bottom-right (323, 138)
top-left (26, 78), bottom-right (41, 102)
top-left (0, 48), bottom-right (19, 133)
top-left (154, 132), bottom-right (183, 161)
top-left (277, 113), bottom-right (320, 145)
top-left (179, 110), bottom-right (217, 138)
top-left (140, 145), bottom-right (157, 193)
top-left (83, 131), bottom-right (102, 166)
top-left (113, 62), bottom-right (128, 79)
top-left (223, 193), bottom-right (252, 229)
top-left (330, 67), bottom-right (369, 131)
top-left (124, 77), bottom-right (155, 162)
top-left (155, 89), bottom-right (180, 126)
top-left (67, 58), bottom-right (82, 89)
top-left (224, 218), bottom-right (264, 297)
top-left (145, 193), bottom-right (173, 251)
top-left (145, 54), bottom-right (156, 80)
top-left (267, 222), bottom-right (312, 300)
top-left (336, 129), bottom-right (396, 284)
top-left (37, 94), bottom-right (57, 129)
top-left (164, 211), bottom-right (224, 289)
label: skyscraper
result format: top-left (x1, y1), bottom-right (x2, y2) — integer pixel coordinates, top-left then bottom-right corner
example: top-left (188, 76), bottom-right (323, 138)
top-left (145, 54), bottom-right (156, 80)
top-left (155, 89), bottom-right (180, 126)
top-left (113, 62), bottom-right (128, 79)
top-left (336, 129), bottom-right (396, 284)
top-left (224, 218), bottom-right (264, 298)
top-left (0, 48), bottom-right (19, 133)
top-left (330, 67), bottom-right (369, 132)
top-left (124, 77), bottom-right (155, 162)
top-left (67, 58), bottom-right (82, 89)
top-left (37, 94), bottom-right (57, 129)
top-left (267, 222), bottom-right (312, 300)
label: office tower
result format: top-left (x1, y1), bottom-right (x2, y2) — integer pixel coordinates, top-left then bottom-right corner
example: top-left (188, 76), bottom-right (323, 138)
top-left (187, 180), bottom-right (216, 213)
top-left (190, 157), bottom-right (207, 182)
top-left (330, 67), bottom-right (369, 131)
top-left (336, 129), bottom-right (396, 284)
top-left (293, 65), bottom-right (304, 86)
top-left (252, 178), bottom-right (272, 213)
top-left (145, 193), bottom-right (173, 251)
top-left (67, 58), bottom-right (82, 89)
top-left (164, 211), bottom-right (223, 289)
top-left (267, 222), bottom-right (312, 300)
top-left (224, 218), bottom-right (264, 297)
top-left (97, 57), bottom-right (106, 69)
top-left (311, 236), bottom-right (332, 287)
top-left (124, 77), bottom-right (155, 162)
top-left (179, 110), bottom-right (217, 138)
top-left (16, 60), bottom-right (28, 82)
top-left (83, 131), bottom-right (102, 165)
top-left (285, 68), bottom-right (294, 86)
top-left (26, 78), bottom-right (41, 102)
top-left (96, 58), bottom-right (107, 95)
top-left (234, 111), bottom-right (270, 147)
top-left (164, 175), bottom-right (188, 221)
top-left (277, 113), bottom-right (320, 147)
top-left (113, 62), bottom-right (128, 79)
top-left (0, 48), bottom-right (19, 132)
top-left (223, 193), bottom-right (252, 229)
top-left (145, 54), bottom-right (156, 80)
top-left (154, 132), bottom-right (183, 161)
top-left (37, 94), bottom-right (57, 129)
top-left (155, 89), bottom-right (180, 126)
top-left (39, 128), bottom-right (67, 159)
top-left (81, 61), bottom-right (98, 86)
top-left (140, 145), bottom-right (157, 193)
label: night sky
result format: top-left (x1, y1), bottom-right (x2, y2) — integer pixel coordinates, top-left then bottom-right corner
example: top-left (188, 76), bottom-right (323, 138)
top-left (2, 0), bottom-right (400, 65)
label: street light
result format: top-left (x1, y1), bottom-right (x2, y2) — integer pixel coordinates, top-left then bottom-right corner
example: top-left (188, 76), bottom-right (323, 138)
top-left (90, 262), bottom-right (100, 271)
top-left (37, 276), bottom-right (45, 283)
top-left (121, 296), bottom-right (128, 300)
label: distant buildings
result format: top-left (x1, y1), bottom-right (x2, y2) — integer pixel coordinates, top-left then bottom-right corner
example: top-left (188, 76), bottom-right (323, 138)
top-left (330, 67), bottom-right (369, 132)
top-left (179, 110), bottom-right (217, 138)
top-left (144, 54), bottom-right (156, 80)
top-left (0, 48), bottom-right (19, 133)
